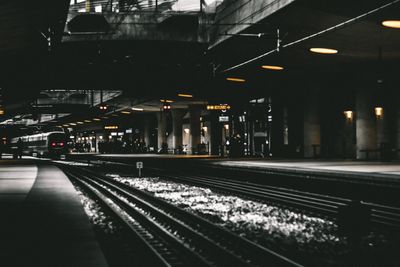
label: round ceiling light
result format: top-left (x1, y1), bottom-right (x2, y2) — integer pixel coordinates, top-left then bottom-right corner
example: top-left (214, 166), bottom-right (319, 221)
top-left (309, 48), bottom-right (338, 54)
top-left (261, 65), bottom-right (284, 71)
top-left (382, 20), bottom-right (400, 29)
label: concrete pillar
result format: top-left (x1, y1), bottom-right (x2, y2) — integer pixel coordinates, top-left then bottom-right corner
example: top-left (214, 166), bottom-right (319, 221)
top-left (157, 112), bottom-right (167, 149)
top-left (189, 107), bottom-right (201, 154)
top-left (356, 88), bottom-right (377, 159)
top-left (303, 90), bottom-right (321, 158)
top-left (396, 105), bottom-right (400, 149)
top-left (143, 115), bottom-right (152, 148)
top-left (210, 113), bottom-right (222, 155)
top-left (171, 109), bottom-right (184, 150)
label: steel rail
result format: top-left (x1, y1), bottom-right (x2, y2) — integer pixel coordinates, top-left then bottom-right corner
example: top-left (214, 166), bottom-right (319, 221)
top-left (65, 169), bottom-right (213, 267)
top-left (62, 164), bottom-right (303, 267)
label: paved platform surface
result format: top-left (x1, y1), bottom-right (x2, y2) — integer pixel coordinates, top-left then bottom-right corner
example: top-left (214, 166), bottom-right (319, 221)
top-left (210, 159), bottom-right (400, 179)
top-left (0, 160), bottom-right (108, 267)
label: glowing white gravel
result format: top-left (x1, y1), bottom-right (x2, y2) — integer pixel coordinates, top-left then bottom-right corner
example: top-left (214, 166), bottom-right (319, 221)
top-left (108, 175), bottom-right (347, 255)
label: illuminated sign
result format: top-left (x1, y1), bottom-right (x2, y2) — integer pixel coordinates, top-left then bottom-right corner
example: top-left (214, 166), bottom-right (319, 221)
top-left (219, 116), bottom-right (229, 122)
top-left (207, 105), bottom-right (231, 110)
top-left (104, 125), bottom-right (118, 130)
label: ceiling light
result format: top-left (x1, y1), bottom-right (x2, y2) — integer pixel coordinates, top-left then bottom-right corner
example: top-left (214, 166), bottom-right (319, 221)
top-left (121, 111), bottom-right (131, 114)
top-left (160, 99), bottom-right (174, 103)
top-left (178, 93), bottom-right (193, 98)
top-left (382, 20), bottom-right (400, 29)
top-left (77, 121), bottom-right (84, 124)
top-left (309, 48), bottom-right (338, 54)
top-left (69, 123), bottom-right (77, 126)
top-left (93, 118), bottom-right (101, 121)
top-left (131, 107), bottom-right (144, 111)
top-left (226, 77), bottom-right (246, 82)
top-left (261, 65), bottom-right (284, 71)
top-left (84, 120), bottom-right (91, 123)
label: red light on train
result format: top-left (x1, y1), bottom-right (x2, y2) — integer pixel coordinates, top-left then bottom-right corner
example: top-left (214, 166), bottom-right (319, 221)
top-left (59, 142), bottom-right (64, 147)
top-left (51, 142), bottom-right (56, 147)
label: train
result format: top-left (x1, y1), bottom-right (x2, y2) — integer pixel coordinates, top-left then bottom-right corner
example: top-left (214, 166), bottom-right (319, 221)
top-left (10, 131), bottom-right (69, 158)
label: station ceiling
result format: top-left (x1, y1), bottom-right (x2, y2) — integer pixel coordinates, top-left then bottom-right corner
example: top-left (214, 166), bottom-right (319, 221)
top-left (0, 0), bottom-right (399, 124)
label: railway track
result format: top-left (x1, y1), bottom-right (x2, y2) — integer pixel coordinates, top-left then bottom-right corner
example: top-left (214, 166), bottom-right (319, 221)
top-left (61, 165), bottom-right (302, 267)
top-left (144, 167), bottom-right (400, 233)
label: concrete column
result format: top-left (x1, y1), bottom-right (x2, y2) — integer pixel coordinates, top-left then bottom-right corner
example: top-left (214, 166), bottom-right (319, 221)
top-left (303, 90), bottom-right (321, 158)
top-left (157, 112), bottom-right (167, 149)
top-left (171, 109), bottom-right (184, 150)
top-left (396, 105), bottom-right (400, 149)
top-left (143, 115), bottom-right (152, 148)
top-left (189, 107), bottom-right (201, 154)
top-left (210, 113), bottom-right (222, 155)
top-left (356, 88), bottom-right (377, 159)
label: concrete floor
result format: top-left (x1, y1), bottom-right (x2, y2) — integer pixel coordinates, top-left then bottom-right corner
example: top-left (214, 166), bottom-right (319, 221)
top-left (211, 159), bottom-right (400, 178)
top-left (0, 160), bottom-right (108, 267)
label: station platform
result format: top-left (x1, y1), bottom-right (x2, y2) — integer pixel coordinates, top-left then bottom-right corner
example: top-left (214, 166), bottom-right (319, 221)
top-left (0, 160), bottom-right (108, 267)
top-left (209, 159), bottom-right (400, 182)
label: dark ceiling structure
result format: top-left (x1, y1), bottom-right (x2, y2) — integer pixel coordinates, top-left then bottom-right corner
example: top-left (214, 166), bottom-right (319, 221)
top-left (0, 0), bottom-right (399, 120)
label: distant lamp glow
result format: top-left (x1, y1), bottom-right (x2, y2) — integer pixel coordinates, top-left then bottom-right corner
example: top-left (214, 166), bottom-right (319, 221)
top-left (121, 111), bottom-right (131, 114)
top-left (309, 47), bottom-right (338, 54)
top-left (184, 128), bottom-right (190, 134)
top-left (84, 120), bottom-right (91, 123)
top-left (178, 93), bottom-right (193, 98)
top-left (93, 118), bottom-right (101, 121)
top-left (261, 65), bottom-right (284, 71)
top-left (77, 121), bottom-right (84, 124)
top-left (131, 107), bottom-right (144, 111)
top-left (375, 107), bottom-right (383, 117)
top-left (224, 124), bottom-right (229, 130)
top-left (343, 110), bottom-right (353, 120)
top-left (160, 99), bottom-right (174, 103)
top-left (226, 77), bottom-right (246, 83)
top-left (202, 126), bottom-right (208, 132)
top-left (382, 20), bottom-right (400, 29)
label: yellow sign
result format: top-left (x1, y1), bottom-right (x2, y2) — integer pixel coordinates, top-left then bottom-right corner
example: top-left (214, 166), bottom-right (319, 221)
top-left (104, 125), bottom-right (118, 130)
top-left (207, 105), bottom-right (231, 110)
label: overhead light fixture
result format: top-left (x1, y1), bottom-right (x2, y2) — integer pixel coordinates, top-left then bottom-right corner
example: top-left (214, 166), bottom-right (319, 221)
top-left (63, 124), bottom-right (69, 127)
top-left (93, 118), bottom-right (101, 121)
top-left (160, 99), bottom-right (174, 103)
top-left (84, 120), bottom-right (91, 123)
top-left (226, 77), bottom-right (246, 82)
top-left (375, 107), bottom-right (383, 117)
top-left (261, 65), bottom-right (284, 71)
top-left (121, 111), bottom-right (131, 114)
top-left (69, 123), bottom-right (77, 126)
top-left (382, 20), bottom-right (400, 29)
top-left (131, 107), bottom-right (144, 111)
top-left (77, 121), bottom-right (84, 124)
top-left (178, 93), bottom-right (193, 98)
top-left (310, 47), bottom-right (338, 54)
top-left (343, 111), bottom-right (353, 120)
